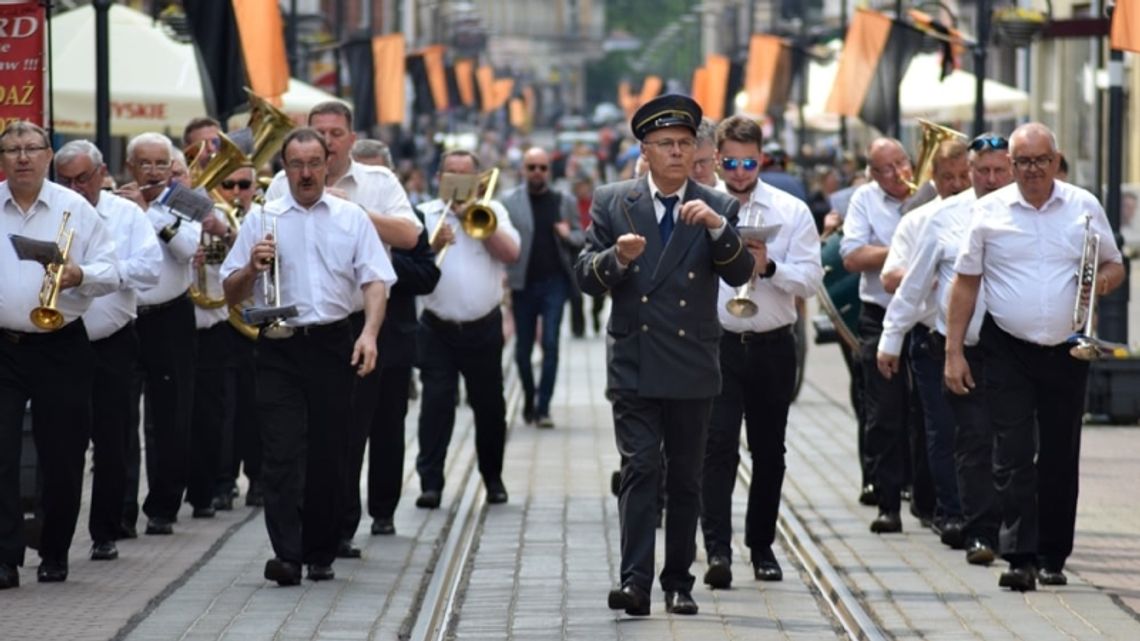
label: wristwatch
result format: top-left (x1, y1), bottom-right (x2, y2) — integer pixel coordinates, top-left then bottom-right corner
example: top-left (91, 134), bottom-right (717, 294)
top-left (759, 259), bottom-right (777, 279)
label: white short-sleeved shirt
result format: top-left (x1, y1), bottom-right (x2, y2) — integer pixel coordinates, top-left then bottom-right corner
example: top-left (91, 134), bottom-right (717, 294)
top-left (83, 192), bottom-right (163, 340)
top-left (840, 181), bottom-right (906, 309)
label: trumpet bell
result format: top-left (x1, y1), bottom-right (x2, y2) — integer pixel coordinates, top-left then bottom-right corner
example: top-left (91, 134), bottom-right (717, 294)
top-left (29, 307), bottom-right (64, 331)
top-left (725, 297), bottom-right (759, 319)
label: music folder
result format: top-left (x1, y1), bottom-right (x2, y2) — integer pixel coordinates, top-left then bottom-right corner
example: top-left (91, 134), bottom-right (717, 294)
top-left (159, 183), bottom-right (213, 223)
top-left (737, 223), bottom-right (781, 243)
top-left (8, 234), bottom-right (63, 266)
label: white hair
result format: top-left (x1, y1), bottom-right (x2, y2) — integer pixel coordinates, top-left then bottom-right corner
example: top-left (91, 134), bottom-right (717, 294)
top-left (55, 140), bottom-right (103, 167)
top-left (1008, 123), bottom-right (1058, 157)
top-left (126, 132), bottom-right (174, 160)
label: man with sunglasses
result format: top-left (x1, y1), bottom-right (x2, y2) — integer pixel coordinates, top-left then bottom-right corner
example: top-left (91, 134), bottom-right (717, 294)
top-left (577, 94), bottom-right (754, 617)
top-left (877, 134), bottom-right (1013, 564)
top-left (502, 147), bottom-right (584, 427)
top-left (946, 123), bottom-right (1124, 591)
top-left (700, 115), bottom-right (822, 590)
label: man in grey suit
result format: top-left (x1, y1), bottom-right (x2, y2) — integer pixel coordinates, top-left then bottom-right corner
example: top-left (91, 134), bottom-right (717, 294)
top-left (501, 147), bottom-right (585, 427)
top-left (577, 95), bottom-right (755, 617)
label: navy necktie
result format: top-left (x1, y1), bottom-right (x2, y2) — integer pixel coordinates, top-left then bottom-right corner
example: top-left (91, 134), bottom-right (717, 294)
top-left (657, 194), bottom-right (678, 245)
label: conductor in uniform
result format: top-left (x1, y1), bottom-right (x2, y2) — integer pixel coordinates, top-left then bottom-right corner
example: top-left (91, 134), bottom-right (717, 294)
top-left (576, 95), bottom-right (755, 617)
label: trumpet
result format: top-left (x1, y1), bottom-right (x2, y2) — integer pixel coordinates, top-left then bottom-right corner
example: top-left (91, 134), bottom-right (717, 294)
top-left (429, 168), bottom-right (500, 266)
top-left (260, 214), bottom-right (293, 339)
top-left (725, 208), bottom-right (761, 318)
top-left (1066, 213), bottom-right (1134, 360)
top-left (30, 211), bottom-right (75, 331)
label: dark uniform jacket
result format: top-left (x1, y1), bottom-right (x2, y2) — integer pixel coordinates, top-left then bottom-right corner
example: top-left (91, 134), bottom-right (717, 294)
top-left (575, 177), bottom-right (754, 399)
top-left (379, 209), bottom-right (441, 368)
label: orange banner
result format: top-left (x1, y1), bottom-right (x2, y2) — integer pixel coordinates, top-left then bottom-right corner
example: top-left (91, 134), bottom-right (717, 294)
top-left (509, 97), bottom-right (530, 131)
top-left (702, 54), bottom-right (731, 120)
top-left (744, 35), bottom-right (785, 115)
top-left (1112, 0), bottom-right (1140, 52)
top-left (691, 66), bottom-right (709, 115)
top-left (492, 78), bottom-right (514, 111)
top-left (232, 0), bottom-right (289, 102)
top-left (638, 75), bottom-right (662, 106)
top-left (372, 34), bottom-right (406, 125)
top-left (826, 9), bottom-right (892, 117)
top-left (455, 59), bottom-right (476, 107)
top-left (476, 65), bottom-right (495, 113)
top-left (421, 44), bottom-right (449, 111)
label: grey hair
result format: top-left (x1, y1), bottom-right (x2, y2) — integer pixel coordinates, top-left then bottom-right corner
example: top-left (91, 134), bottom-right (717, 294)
top-left (171, 149), bottom-right (188, 169)
top-left (1008, 123), bottom-right (1058, 157)
top-left (126, 132), bottom-right (174, 159)
top-left (0, 120), bottom-right (50, 147)
top-left (696, 117), bottom-right (718, 147)
top-left (55, 140), bottom-right (103, 167)
top-left (351, 139), bottom-right (393, 166)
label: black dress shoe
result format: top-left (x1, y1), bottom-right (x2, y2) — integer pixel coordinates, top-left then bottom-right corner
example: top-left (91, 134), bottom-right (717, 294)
top-left (939, 519), bottom-right (965, 549)
top-left (522, 403), bottom-right (536, 425)
top-left (610, 470), bottom-right (621, 497)
top-left (703, 555), bottom-right (732, 589)
top-left (371, 518), bottom-right (395, 535)
top-left (999, 565), bottom-right (1037, 592)
top-left (145, 517), bottom-right (174, 535)
top-left (753, 547), bottom-right (783, 582)
top-left (485, 481), bottom-right (508, 505)
top-left (416, 490), bottom-right (442, 509)
top-left (1038, 567), bottom-right (1068, 586)
top-left (37, 559), bottom-right (68, 583)
top-left (965, 539), bottom-right (995, 566)
top-left (336, 540), bottom-right (362, 559)
top-left (91, 541), bottom-right (119, 561)
top-left (117, 520), bottom-right (138, 540)
top-left (858, 484), bottom-right (878, 506)
top-left (264, 558), bottom-right (302, 586)
top-left (245, 482), bottom-right (264, 507)
top-left (192, 505), bottom-right (216, 519)
top-left (869, 511), bottom-right (902, 534)
top-left (307, 564), bottom-right (336, 581)
top-left (211, 493), bottom-right (234, 511)
top-left (0, 563), bottom-right (19, 589)
top-left (607, 583), bottom-right (650, 616)
top-left (663, 590), bottom-right (699, 615)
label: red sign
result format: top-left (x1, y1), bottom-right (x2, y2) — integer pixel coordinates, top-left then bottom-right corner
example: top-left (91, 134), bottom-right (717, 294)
top-left (0, 1), bottom-right (46, 131)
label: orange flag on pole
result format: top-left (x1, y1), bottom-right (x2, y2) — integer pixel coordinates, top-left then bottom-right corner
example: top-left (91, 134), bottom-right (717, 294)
top-left (455, 59), bottom-right (476, 107)
top-left (1112, 0), bottom-right (1140, 52)
top-left (231, 0), bottom-right (290, 103)
top-left (372, 34), bottom-right (406, 126)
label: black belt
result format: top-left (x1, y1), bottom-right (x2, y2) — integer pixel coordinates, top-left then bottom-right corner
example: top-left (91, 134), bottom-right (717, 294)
top-left (138, 290), bottom-right (189, 316)
top-left (724, 324), bottom-right (793, 345)
top-left (983, 314), bottom-right (1071, 354)
top-left (263, 318), bottom-right (351, 340)
top-left (422, 308), bottom-right (499, 333)
top-left (1, 318), bottom-right (86, 345)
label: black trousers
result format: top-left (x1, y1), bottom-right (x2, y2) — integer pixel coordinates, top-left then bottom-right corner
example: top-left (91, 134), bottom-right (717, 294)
top-left (187, 322), bottom-right (230, 509)
top-left (932, 332), bottom-right (999, 545)
top-left (89, 323), bottom-right (139, 544)
top-left (415, 309), bottom-right (506, 492)
top-left (256, 320), bottom-right (355, 566)
top-left (613, 391), bottom-right (711, 593)
top-left (839, 339), bottom-right (871, 486)
top-left (0, 320), bottom-right (94, 566)
top-left (127, 294), bottom-right (197, 522)
top-left (219, 328), bottom-right (260, 494)
top-left (702, 328), bottom-right (796, 561)
top-left (859, 303), bottom-right (911, 513)
top-left (980, 315), bottom-right (1087, 567)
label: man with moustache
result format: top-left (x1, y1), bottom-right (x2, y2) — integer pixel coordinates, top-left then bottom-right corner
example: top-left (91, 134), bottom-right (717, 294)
top-left (0, 122), bottom-right (119, 587)
top-left (501, 146), bottom-right (584, 426)
top-left (700, 115), bottom-right (822, 590)
top-left (120, 132), bottom-right (202, 537)
top-left (577, 95), bottom-right (754, 617)
top-left (945, 123), bottom-right (1124, 591)
top-left (55, 140), bottom-right (163, 562)
top-left (841, 137), bottom-right (914, 534)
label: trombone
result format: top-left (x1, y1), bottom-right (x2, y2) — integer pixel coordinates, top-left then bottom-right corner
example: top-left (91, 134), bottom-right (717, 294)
top-left (30, 211), bottom-right (76, 331)
top-left (429, 168), bottom-right (500, 266)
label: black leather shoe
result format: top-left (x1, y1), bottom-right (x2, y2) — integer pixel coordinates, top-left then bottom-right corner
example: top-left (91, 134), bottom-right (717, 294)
top-left (753, 547), bottom-right (783, 582)
top-left (869, 511), bottom-right (902, 534)
top-left (117, 520), bottom-right (138, 540)
top-left (1038, 567), bottom-right (1068, 586)
top-left (416, 490), bottom-right (442, 509)
top-left (0, 563), bottom-right (19, 589)
top-left (999, 565), bottom-right (1037, 592)
top-left (371, 518), bottom-right (395, 535)
top-left (91, 541), bottom-right (119, 561)
top-left (211, 493), bottom-right (234, 511)
top-left (145, 517), bottom-right (174, 535)
top-left (607, 583), bottom-right (650, 616)
top-left (610, 470), bottom-right (621, 497)
top-left (703, 555), bottom-right (732, 589)
top-left (485, 481), bottom-right (508, 505)
top-left (336, 540), bottom-right (361, 559)
top-left (245, 482), bottom-right (264, 507)
top-left (306, 564), bottom-right (335, 581)
top-left (858, 484), bottom-right (878, 506)
top-left (37, 559), bottom-right (68, 583)
top-left (192, 505), bottom-right (216, 519)
top-left (965, 539), bottom-right (995, 566)
top-left (664, 590), bottom-right (699, 615)
top-left (939, 519), bottom-right (965, 549)
top-left (264, 558), bottom-right (301, 586)
top-left (522, 403), bottom-right (536, 425)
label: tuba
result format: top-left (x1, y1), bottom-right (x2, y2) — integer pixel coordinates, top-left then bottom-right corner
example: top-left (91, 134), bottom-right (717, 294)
top-left (429, 168), bottom-right (500, 266)
top-left (903, 119), bottom-right (966, 195)
top-left (30, 211), bottom-right (75, 331)
top-left (188, 132), bottom-right (250, 310)
top-left (246, 89), bottom-right (293, 172)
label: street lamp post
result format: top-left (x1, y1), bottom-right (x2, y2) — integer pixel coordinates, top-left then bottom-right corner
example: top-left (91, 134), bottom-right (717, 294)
top-left (973, 0), bottom-right (991, 135)
top-left (93, 0), bottom-right (112, 158)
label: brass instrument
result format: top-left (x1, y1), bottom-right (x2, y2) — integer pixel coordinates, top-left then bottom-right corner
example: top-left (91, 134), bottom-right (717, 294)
top-left (429, 168), bottom-right (500, 266)
top-left (187, 133), bottom-right (248, 310)
top-left (903, 119), bottom-right (966, 195)
top-left (246, 89), bottom-right (294, 172)
top-left (725, 207), bottom-right (762, 318)
top-left (30, 211), bottom-right (75, 331)
top-left (1067, 213), bottom-right (1135, 360)
top-left (261, 214), bottom-right (293, 339)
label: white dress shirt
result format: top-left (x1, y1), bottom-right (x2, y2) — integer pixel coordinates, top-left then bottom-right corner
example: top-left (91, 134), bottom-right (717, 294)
top-left (840, 181), bottom-right (906, 308)
top-left (137, 196), bottom-right (201, 306)
top-left (880, 191), bottom-right (985, 356)
top-left (194, 209), bottom-right (231, 330)
top-left (265, 160), bottom-right (422, 248)
top-left (881, 195), bottom-right (943, 331)
top-left (954, 180), bottom-right (1123, 346)
top-left (419, 197), bottom-right (520, 322)
top-left (83, 192), bottom-right (163, 340)
top-left (221, 191), bottom-right (396, 327)
top-left (717, 179), bottom-right (822, 333)
top-left (646, 173), bottom-right (727, 240)
top-left (0, 180), bottom-right (119, 332)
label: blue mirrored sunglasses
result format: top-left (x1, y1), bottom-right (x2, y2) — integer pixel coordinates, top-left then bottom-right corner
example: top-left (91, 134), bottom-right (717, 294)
top-left (721, 157), bottom-right (759, 171)
top-left (969, 135), bottom-right (1008, 152)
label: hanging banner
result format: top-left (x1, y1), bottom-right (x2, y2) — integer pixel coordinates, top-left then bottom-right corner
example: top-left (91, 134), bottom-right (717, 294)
top-left (0, 1), bottom-right (47, 130)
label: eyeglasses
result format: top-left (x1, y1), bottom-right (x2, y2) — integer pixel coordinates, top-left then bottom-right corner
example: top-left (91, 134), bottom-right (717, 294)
top-left (644, 138), bottom-right (697, 152)
top-left (525, 164), bottom-right (548, 172)
top-left (969, 135), bottom-right (1009, 152)
top-left (57, 168), bottom-right (99, 186)
top-left (221, 179), bottom-right (253, 190)
top-left (721, 157), bottom-right (759, 172)
top-left (286, 159), bottom-right (325, 172)
top-left (693, 157), bottom-right (715, 169)
top-left (1012, 154), bottom-right (1054, 171)
top-left (132, 160), bottom-right (171, 171)
top-left (1, 145), bottom-right (49, 158)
